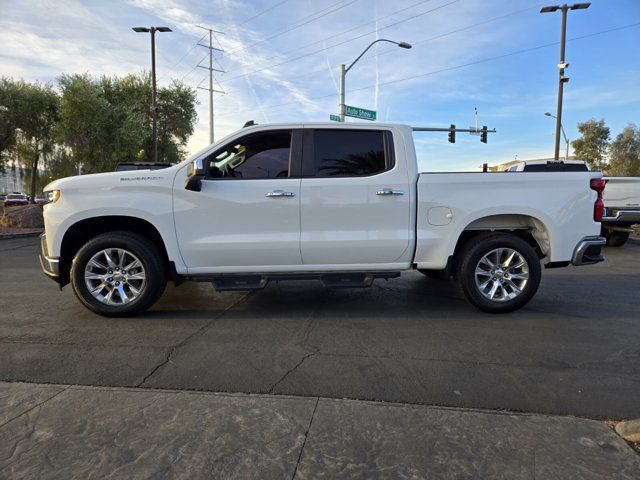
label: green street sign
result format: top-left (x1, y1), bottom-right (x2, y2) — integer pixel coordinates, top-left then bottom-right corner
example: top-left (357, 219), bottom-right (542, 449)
top-left (329, 114), bottom-right (341, 122)
top-left (345, 105), bottom-right (376, 121)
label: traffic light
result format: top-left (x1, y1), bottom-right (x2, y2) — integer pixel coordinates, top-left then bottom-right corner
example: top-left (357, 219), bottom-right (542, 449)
top-left (448, 124), bottom-right (455, 143)
top-left (480, 126), bottom-right (488, 144)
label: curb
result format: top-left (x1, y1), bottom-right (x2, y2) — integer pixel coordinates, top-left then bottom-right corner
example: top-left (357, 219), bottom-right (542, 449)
top-left (628, 236), bottom-right (640, 245)
top-left (0, 231), bottom-right (43, 240)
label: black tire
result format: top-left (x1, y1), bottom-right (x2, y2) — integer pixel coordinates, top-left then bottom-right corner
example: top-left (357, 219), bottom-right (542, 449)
top-left (456, 233), bottom-right (541, 313)
top-left (418, 269), bottom-right (450, 280)
top-left (71, 231), bottom-right (167, 317)
top-left (603, 229), bottom-right (629, 247)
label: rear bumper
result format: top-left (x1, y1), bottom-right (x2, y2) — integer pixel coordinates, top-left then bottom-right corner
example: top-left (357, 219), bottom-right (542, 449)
top-left (571, 236), bottom-right (606, 266)
top-left (602, 208), bottom-right (640, 224)
top-left (39, 233), bottom-right (60, 283)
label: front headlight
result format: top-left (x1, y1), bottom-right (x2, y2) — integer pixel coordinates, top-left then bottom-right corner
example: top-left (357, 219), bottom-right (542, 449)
top-left (44, 190), bottom-right (61, 203)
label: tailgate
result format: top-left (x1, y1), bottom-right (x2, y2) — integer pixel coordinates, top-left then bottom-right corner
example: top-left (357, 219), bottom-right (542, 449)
top-left (603, 177), bottom-right (640, 208)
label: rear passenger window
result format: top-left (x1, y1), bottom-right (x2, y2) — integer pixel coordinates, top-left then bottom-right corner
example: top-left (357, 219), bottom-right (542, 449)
top-left (310, 130), bottom-right (391, 177)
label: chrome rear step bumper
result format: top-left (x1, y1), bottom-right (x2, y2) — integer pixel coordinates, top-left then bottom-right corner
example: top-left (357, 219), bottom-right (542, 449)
top-left (571, 236), bottom-right (606, 266)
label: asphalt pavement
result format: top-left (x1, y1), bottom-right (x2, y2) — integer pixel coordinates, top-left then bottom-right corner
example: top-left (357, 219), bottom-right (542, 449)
top-left (1, 237), bottom-right (640, 419)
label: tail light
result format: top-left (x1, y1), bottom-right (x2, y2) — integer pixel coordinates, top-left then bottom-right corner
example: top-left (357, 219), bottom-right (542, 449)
top-left (590, 178), bottom-right (607, 222)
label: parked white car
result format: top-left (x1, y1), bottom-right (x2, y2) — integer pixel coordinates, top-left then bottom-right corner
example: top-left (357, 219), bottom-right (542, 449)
top-left (40, 123), bottom-right (606, 316)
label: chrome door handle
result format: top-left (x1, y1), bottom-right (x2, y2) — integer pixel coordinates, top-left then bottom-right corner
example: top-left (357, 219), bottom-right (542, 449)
top-left (266, 190), bottom-right (295, 198)
top-left (376, 189), bottom-right (405, 196)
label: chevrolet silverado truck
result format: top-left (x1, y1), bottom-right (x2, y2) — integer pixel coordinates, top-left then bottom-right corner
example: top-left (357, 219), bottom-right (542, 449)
top-left (40, 123), bottom-right (607, 317)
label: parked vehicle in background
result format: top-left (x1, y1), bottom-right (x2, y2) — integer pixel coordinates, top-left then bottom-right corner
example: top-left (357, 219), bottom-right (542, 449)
top-left (0, 194), bottom-right (6, 203)
top-left (40, 122), bottom-right (606, 317)
top-left (601, 177), bottom-right (640, 246)
top-left (115, 162), bottom-right (174, 172)
top-left (34, 194), bottom-right (47, 205)
top-left (3, 193), bottom-right (29, 207)
top-left (504, 160), bottom-right (589, 172)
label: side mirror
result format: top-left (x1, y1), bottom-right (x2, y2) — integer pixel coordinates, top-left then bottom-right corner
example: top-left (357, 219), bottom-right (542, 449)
top-left (185, 159), bottom-right (206, 192)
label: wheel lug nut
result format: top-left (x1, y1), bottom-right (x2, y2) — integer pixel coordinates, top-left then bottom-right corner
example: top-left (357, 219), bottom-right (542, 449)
top-left (115, 281), bottom-right (120, 286)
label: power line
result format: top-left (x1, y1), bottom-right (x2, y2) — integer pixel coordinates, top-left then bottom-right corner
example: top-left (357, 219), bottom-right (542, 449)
top-left (221, 0), bottom-right (460, 84)
top-left (227, 0), bottom-right (360, 55)
top-left (257, 2), bottom-right (544, 87)
top-left (219, 21), bottom-right (640, 115)
top-left (236, 0), bottom-right (292, 26)
top-left (223, 0), bottom-right (438, 75)
top-left (157, 34), bottom-right (206, 84)
top-left (195, 25), bottom-right (226, 143)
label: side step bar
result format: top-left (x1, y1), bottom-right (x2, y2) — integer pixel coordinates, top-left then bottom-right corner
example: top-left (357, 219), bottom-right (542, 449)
top-left (188, 272), bottom-right (401, 292)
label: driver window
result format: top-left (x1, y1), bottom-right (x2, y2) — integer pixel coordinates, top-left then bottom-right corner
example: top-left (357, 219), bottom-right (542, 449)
top-left (207, 130), bottom-right (292, 179)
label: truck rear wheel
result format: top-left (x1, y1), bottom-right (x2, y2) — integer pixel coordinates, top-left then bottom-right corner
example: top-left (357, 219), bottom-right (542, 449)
top-left (71, 231), bottom-right (166, 317)
top-left (456, 233), bottom-right (541, 313)
top-left (603, 229), bottom-right (629, 247)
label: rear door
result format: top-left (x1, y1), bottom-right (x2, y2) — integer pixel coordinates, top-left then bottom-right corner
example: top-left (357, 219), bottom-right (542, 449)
top-left (299, 128), bottom-right (411, 267)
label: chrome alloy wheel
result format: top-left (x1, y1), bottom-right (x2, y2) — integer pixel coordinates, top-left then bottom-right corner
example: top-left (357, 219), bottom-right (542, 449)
top-left (474, 248), bottom-right (529, 302)
top-left (84, 248), bottom-right (146, 305)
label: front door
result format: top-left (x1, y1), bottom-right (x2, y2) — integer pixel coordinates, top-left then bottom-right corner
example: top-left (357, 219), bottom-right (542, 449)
top-left (174, 129), bottom-right (302, 273)
top-left (299, 128), bottom-right (411, 267)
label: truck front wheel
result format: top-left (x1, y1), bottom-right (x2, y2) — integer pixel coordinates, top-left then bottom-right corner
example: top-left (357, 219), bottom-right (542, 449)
top-left (70, 231), bottom-right (167, 317)
top-left (456, 233), bottom-right (541, 313)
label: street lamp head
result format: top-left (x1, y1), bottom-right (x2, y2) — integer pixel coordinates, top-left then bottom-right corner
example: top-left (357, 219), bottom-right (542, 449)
top-left (540, 5), bottom-right (560, 12)
top-left (156, 26), bottom-right (172, 32)
top-left (544, 112), bottom-right (553, 117)
top-left (570, 3), bottom-right (591, 9)
top-left (132, 27), bottom-right (150, 32)
top-left (398, 42), bottom-right (412, 49)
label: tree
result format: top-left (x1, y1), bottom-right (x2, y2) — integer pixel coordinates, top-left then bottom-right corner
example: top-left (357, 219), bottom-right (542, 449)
top-left (608, 124), bottom-right (640, 177)
top-left (155, 81), bottom-right (198, 163)
top-left (572, 119), bottom-right (610, 171)
top-left (0, 78), bottom-right (59, 198)
top-left (0, 78), bottom-right (22, 167)
top-left (57, 72), bottom-right (196, 172)
top-left (21, 83), bottom-right (59, 200)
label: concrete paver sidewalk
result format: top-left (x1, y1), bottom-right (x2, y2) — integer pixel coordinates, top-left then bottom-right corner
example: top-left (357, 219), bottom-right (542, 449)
top-left (0, 382), bottom-right (638, 479)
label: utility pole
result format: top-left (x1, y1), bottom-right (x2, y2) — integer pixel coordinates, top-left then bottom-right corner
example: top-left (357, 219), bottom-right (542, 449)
top-left (540, 3), bottom-right (590, 160)
top-left (133, 26), bottom-right (172, 163)
top-left (195, 25), bottom-right (225, 144)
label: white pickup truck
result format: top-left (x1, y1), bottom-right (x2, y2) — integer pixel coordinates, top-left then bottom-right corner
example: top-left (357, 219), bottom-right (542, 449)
top-left (40, 123), bottom-right (606, 317)
top-left (601, 177), bottom-right (640, 246)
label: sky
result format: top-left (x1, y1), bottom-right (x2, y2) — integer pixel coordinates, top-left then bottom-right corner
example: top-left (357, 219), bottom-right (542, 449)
top-left (1, 0), bottom-right (639, 171)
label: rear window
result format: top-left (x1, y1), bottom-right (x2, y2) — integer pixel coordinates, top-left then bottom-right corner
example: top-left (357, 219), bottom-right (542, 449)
top-left (7, 194), bottom-right (24, 199)
top-left (309, 130), bottom-right (391, 177)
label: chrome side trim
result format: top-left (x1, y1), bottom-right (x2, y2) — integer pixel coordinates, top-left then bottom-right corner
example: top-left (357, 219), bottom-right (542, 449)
top-left (571, 236), bottom-right (606, 266)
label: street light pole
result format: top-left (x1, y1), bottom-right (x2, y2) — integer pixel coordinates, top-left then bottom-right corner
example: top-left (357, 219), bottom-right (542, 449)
top-left (133, 26), bottom-right (172, 162)
top-left (545, 112), bottom-right (569, 160)
top-left (150, 27), bottom-right (158, 163)
top-left (339, 39), bottom-right (411, 122)
top-left (540, 3), bottom-right (590, 160)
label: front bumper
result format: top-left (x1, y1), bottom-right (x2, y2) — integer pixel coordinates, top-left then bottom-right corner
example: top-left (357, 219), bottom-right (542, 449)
top-left (571, 236), bottom-right (606, 266)
top-left (39, 233), bottom-right (60, 283)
